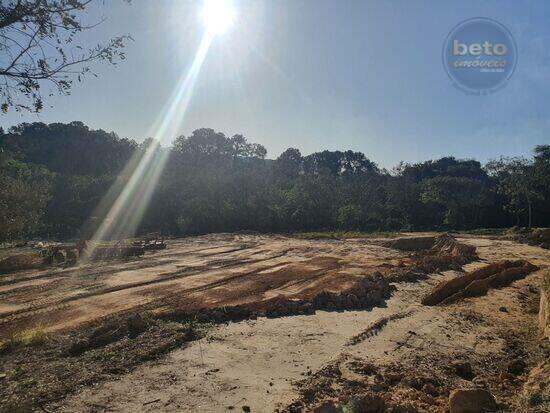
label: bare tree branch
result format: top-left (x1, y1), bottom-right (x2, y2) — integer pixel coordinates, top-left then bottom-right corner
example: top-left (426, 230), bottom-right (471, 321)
top-left (0, 0), bottom-right (132, 112)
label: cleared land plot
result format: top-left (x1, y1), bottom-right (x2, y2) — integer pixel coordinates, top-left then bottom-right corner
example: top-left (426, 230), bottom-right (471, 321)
top-left (52, 236), bottom-right (550, 412)
top-left (0, 234), bottom-right (410, 338)
top-left (2, 234), bottom-right (549, 413)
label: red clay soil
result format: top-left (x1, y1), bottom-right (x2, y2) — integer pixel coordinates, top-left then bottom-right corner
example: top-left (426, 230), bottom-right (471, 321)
top-left (0, 236), bottom-right (406, 339)
top-left (0, 233), bottom-right (476, 340)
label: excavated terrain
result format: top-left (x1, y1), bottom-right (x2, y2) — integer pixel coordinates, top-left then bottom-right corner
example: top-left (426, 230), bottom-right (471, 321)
top-left (0, 234), bottom-right (414, 339)
top-left (0, 233), bottom-right (548, 412)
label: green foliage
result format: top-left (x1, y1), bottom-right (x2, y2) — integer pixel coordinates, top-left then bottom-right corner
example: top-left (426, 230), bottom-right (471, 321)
top-left (420, 176), bottom-right (485, 228)
top-left (1, 122), bottom-right (550, 241)
top-left (0, 156), bottom-right (52, 241)
top-left (45, 174), bottom-right (117, 238)
top-left (1, 122), bottom-right (136, 176)
top-left (0, 0), bottom-right (131, 112)
top-left (486, 157), bottom-right (544, 228)
top-left (459, 228), bottom-right (509, 236)
top-left (293, 231), bottom-right (398, 240)
top-left (337, 205), bottom-right (363, 230)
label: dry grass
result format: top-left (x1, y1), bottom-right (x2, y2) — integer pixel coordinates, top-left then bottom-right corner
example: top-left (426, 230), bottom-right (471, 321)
top-left (0, 252), bottom-right (44, 273)
top-left (0, 328), bottom-right (48, 351)
top-left (292, 231), bottom-right (399, 240)
top-left (543, 269), bottom-right (550, 333)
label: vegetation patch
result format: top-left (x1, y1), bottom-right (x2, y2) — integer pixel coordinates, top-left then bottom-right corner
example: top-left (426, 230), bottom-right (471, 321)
top-left (0, 315), bottom-right (206, 412)
top-left (292, 231), bottom-right (399, 240)
top-left (540, 269), bottom-right (550, 338)
top-left (0, 252), bottom-right (45, 274)
top-left (2, 123), bottom-right (548, 243)
top-left (0, 328), bottom-right (49, 353)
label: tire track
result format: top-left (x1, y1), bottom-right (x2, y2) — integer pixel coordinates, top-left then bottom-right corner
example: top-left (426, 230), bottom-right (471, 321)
top-left (0, 250), bottom-right (291, 323)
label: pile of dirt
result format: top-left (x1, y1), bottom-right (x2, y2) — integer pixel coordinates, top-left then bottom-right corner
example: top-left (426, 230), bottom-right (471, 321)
top-left (432, 234), bottom-right (476, 258)
top-left (0, 252), bottom-right (44, 274)
top-left (160, 272), bottom-right (393, 324)
top-left (519, 361), bottom-right (549, 410)
top-left (67, 313), bottom-right (150, 356)
top-left (283, 318), bottom-right (547, 413)
top-left (422, 260), bottom-right (539, 306)
top-left (383, 236), bottom-right (437, 251)
top-left (283, 357), bottom-right (450, 413)
top-left (540, 270), bottom-right (550, 338)
top-left (386, 234), bottom-right (478, 282)
top-left (414, 234), bottom-right (477, 273)
top-left (506, 227), bottom-right (550, 250)
top-left (525, 228), bottom-right (550, 249)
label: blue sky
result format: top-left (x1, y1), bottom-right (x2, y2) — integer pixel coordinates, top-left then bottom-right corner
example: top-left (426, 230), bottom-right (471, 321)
top-left (1, 0), bottom-right (549, 168)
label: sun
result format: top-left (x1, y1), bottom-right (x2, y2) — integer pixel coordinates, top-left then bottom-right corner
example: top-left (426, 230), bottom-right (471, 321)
top-left (201, 0), bottom-right (236, 35)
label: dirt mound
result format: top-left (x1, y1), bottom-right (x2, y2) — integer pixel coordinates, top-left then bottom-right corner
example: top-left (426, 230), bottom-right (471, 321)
top-left (159, 273), bottom-right (392, 324)
top-left (284, 357), bottom-right (449, 413)
top-left (381, 233), bottom-right (474, 256)
top-left (383, 236), bottom-right (437, 251)
top-left (0, 252), bottom-right (44, 274)
top-left (384, 235), bottom-right (477, 282)
top-left (422, 260), bottom-right (539, 306)
top-left (449, 389), bottom-right (498, 413)
top-left (529, 228), bottom-right (550, 244)
top-left (431, 234), bottom-right (476, 258)
top-left (510, 227), bottom-right (550, 250)
top-left (67, 313), bottom-right (150, 356)
top-left (414, 235), bottom-right (477, 274)
top-left (376, 235), bottom-right (479, 285)
top-left (540, 270), bottom-right (550, 338)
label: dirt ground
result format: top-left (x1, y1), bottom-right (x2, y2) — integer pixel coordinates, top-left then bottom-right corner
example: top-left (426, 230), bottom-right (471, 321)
top-left (0, 234), bottom-right (410, 338)
top-left (1, 234), bottom-right (549, 412)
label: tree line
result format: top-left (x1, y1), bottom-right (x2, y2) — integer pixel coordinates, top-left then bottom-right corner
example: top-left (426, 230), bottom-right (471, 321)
top-left (0, 122), bottom-right (548, 241)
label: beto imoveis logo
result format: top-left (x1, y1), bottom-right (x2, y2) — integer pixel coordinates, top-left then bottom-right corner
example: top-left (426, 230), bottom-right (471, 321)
top-left (443, 17), bottom-right (517, 95)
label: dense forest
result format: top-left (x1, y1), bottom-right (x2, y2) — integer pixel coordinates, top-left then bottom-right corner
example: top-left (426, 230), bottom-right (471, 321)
top-left (0, 121), bottom-right (549, 241)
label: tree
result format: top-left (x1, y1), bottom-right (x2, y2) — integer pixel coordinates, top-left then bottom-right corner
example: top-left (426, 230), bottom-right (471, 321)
top-left (44, 174), bottom-right (115, 237)
top-left (1, 120), bottom-right (548, 240)
top-left (486, 157), bottom-right (543, 228)
top-left (0, 0), bottom-right (131, 112)
top-left (0, 122), bottom-right (136, 175)
top-left (302, 150), bottom-right (378, 176)
top-left (534, 145), bottom-right (550, 163)
top-left (0, 157), bottom-right (52, 240)
top-left (420, 176), bottom-right (484, 229)
top-left (337, 205), bottom-right (362, 230)
top-left (230, 134), bottom-right (267, 159)
top-left (534, 145), bottom-right (550, 188)
top-left (274, 148), bottom-right (302, 182)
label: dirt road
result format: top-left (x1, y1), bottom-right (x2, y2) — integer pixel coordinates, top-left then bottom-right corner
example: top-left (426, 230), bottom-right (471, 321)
top-left (40, 236), bottom-right (549, 412)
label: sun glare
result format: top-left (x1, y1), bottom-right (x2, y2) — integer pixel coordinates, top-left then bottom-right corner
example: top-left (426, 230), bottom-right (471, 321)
top-left (201, 0), bottom-right (235, 35)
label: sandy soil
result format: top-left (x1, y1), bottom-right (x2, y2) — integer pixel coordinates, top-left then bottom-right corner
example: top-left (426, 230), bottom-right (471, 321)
top-left (0, 234), bottom-right (409, 339)
top-left (39, 236), bottom-right (550, 413)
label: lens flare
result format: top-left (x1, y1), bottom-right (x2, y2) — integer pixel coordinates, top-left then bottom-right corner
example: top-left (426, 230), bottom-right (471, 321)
top-left (201, 0), bottom-right (235, 35)
top-left (81, 32), bottom-right (216, 258)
